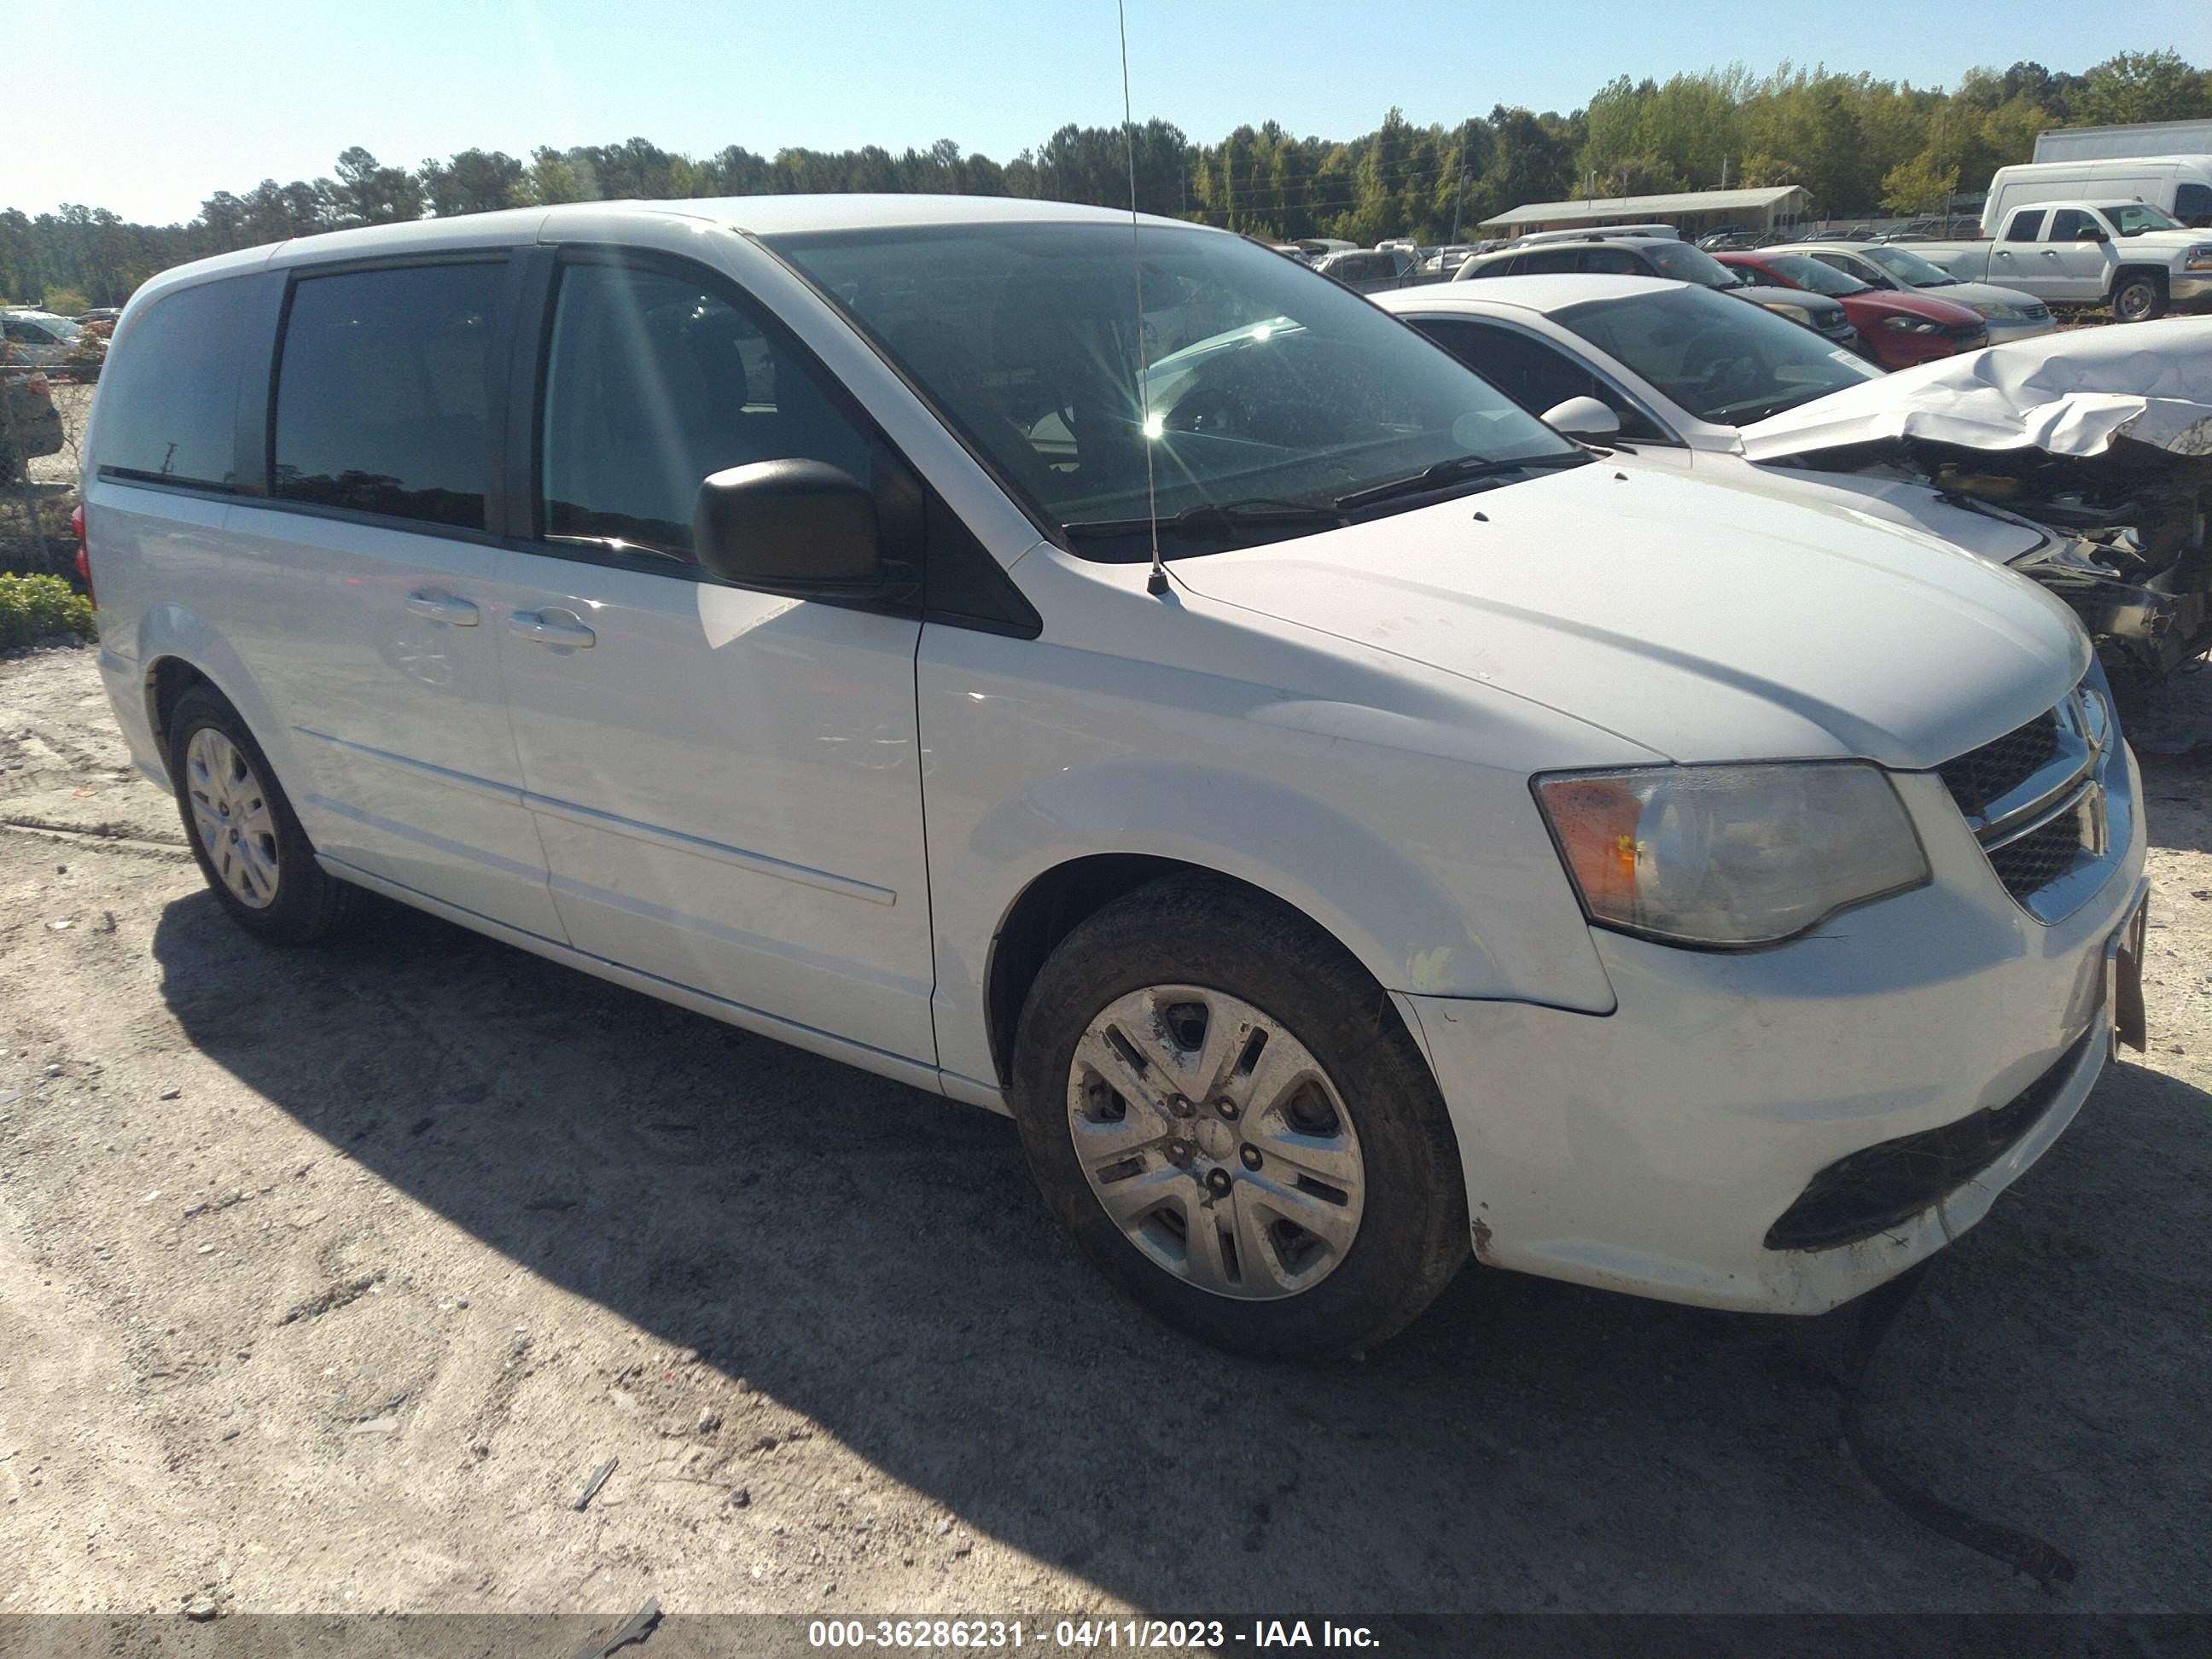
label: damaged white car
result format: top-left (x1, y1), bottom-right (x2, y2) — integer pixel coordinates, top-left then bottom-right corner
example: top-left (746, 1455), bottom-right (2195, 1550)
top-left (1382, 278), bottom-right (2212, 699)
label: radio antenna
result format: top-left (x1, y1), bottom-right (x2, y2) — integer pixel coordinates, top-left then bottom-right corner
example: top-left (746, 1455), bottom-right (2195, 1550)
top-left (1115, 0), bottom-right (1168, 597)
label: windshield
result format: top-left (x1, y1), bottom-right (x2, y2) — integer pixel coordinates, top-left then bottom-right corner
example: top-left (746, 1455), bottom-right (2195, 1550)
top-left (1751, 254), bottom-right (1867, 297)
top-left (1642, 241), bottom-right (1743, 289)
top-left (771, 222), bottom-right (1575, 559)
top-left (1861, 245), bottom-right (1956, 287)
top-left (2097, 202), bottom-right (2180, 236)
top-left (1554, 283), bottom-right (1883, 427)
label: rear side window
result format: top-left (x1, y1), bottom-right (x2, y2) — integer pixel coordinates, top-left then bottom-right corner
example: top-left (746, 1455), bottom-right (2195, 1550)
top-left (93, 279), bottom-right (259, 489)
top-left (272, 262), bottom-right (502, 529)
top-left (1514, 249), bottom-right (1582, 275)
top-left (538, 261), bottom-right (871, 563)
top-left (2003, 210), bottom-right (2046, 242)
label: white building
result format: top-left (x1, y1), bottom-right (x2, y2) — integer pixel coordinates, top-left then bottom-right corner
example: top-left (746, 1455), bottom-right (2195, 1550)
top-left (1481, 185), bottom-right (1810, 240)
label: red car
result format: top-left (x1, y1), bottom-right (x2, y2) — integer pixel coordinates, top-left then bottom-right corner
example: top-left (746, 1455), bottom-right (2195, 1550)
top-left (1715, 250), bottom-right (1989, 369)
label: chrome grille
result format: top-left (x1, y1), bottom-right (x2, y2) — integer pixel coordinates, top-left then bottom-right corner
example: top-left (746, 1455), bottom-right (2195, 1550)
top-left (1937, 682), bottom-right (2116, 919)
top-left (1936, 708), bottom-right (2061, 815)
top-left (1988, 814), bottom-right (2088, 898)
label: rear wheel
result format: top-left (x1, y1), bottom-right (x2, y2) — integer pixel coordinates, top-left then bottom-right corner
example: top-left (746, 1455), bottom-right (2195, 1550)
top-left (1010, 875), bottom-right (1469, 1356)
top-left (169, 684), bottom-right (359, 945)
top-left (2110, 272), bottom-right (2167, 323)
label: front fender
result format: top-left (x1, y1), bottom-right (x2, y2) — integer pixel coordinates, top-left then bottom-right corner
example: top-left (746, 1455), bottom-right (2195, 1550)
top-left (971, 760), bottom-right (1511, 1004)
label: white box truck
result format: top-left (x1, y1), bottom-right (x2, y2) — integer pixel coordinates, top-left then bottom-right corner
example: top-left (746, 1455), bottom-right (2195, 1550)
top-left (2034, 119), bottom-right (2212, 164)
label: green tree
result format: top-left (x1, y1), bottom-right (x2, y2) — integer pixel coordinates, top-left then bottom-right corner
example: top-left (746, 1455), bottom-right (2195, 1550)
top-left (2074, 50), bottom-right (2212, 125)
top-left (417, 150), bottom-right (526, 218)
top-left (331, 148), bottom-right (423, 225)
top-left (1880, 150), bottom-right (1958, 214)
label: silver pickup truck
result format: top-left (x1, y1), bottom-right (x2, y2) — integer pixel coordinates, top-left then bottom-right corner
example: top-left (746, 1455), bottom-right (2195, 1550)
top-left (1906, 200), bottom-right (2212, 322)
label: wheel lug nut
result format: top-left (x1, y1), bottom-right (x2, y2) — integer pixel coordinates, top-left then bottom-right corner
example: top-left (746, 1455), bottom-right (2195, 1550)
top-left (1169, 1095), bottom-right (1195, 1118)
top-left (1214, 1097), bottom-right (1239, 1121)
top-left (1205, 1168), bottom-right (1232, 1196)
top-left (1240, 1145), bottom-right (1261, 1171)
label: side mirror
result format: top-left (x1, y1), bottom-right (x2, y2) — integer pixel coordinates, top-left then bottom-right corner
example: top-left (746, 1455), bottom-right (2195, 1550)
top-left (1540, 395), bottom-right (1622, 440)
top-left (692, 460), bottom-right (883, 596)
top-left (2075, 225), bottom-right (2108, 243)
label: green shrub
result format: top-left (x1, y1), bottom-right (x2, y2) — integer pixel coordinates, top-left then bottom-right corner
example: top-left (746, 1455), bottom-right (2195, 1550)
top-left (40, 288), bottom-right (91, 318)
top-left (0, 573), bottom-right (96, 647)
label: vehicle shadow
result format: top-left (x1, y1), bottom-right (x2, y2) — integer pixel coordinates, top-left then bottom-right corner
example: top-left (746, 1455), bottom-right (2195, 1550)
top-left (149, 892), bottom-right (2212, 1614)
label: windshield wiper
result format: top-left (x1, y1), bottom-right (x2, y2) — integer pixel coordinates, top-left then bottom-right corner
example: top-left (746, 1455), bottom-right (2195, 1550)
top-left (1062, 497), bottom-right (1348, 543)
top-left (1333, 450), bottom-right (1590, 511)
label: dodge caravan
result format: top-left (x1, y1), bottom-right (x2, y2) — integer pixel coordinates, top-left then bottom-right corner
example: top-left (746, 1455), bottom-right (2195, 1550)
top-left (81, 197), bottom-right (2148, 1355)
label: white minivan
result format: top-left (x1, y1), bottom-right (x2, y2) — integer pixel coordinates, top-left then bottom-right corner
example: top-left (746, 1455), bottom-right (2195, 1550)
top-left (81, 196), bottom-right (2148, 1354)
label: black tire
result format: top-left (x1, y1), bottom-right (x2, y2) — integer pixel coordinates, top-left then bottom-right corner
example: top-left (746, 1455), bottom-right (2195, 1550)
top-left (2110, 271), bottom-right (2167, 323)
top-left (1010, 874), bottom-right (1470, 1357)
top-left (168, 684), bottom-right (360, 945)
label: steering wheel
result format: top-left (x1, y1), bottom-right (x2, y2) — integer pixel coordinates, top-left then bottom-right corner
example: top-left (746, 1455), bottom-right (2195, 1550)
top-left (1681, 329), bottom-right (1761, 396)
top-left (1163, 385), bottom-right (1253, 437)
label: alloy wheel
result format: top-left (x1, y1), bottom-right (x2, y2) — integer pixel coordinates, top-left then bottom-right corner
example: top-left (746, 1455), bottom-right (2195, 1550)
top-left (184, 728), bottom-right (280, 910)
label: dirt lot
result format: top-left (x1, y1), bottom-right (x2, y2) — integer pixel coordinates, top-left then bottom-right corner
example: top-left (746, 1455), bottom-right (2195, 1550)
top-left (1, 643), bottom-right (2209, 1621)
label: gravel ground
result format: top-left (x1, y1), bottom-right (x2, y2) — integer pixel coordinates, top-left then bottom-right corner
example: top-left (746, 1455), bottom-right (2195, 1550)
top-left (1, 643), bottom-right (2209, 1622)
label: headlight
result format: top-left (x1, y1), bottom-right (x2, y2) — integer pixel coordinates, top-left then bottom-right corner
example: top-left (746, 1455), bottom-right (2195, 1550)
top-left (1880, 315), bottom-right (1943, 333)
top-left (1533, 763), bottom-right (1930, 947)
top-left (2186, 246), bottom-right (2212, 272)
top-left (1966, 300), bottom-right (2014, 320)
top-left (1759, 301), bottom-right (1814, 326)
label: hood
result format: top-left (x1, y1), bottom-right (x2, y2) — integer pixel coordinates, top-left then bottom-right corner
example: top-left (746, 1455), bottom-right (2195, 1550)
top-left (1727, 283), bottom-right (1848, 325)
top-left (1853, 286), bottom-right (1984, 327)
top-left (1744, 466), bottom-right (2047, 563)
top-left (1740, 317), bottom-right (2212, 462)
top-left (1170, 463), bottom-right (2087, 770)
top-left (1914, 278), bottom-right (2045, 315)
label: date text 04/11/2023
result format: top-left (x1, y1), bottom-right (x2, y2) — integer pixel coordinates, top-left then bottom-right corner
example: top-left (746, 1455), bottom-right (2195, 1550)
top-left (805, 1618), bottom-right (1382, 1649)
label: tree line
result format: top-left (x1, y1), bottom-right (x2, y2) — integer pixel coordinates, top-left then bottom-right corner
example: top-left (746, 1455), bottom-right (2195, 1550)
top-left (4, 49), bottom-right (2206, 310)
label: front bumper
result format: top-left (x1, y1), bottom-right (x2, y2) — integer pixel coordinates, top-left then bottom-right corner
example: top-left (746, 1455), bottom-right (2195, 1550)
top-left (1981, 315), bottom-right (2058, 345)
top-left (1400, 743), bottom-right (2146, 1315)
top-left (2171, 272), bottom-right (2212, 311)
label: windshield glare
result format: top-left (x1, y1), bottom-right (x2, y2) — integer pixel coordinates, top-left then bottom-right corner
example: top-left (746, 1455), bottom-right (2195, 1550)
top-left (1556, 283), bottom-right (1883, 428)
top-left (1755, 254), bottom-right (1866, 297)
top-left (2099, 202), bottom-right (2180, 236)
top-left (771, 222), bottom-right (1573, 558)
top-left (1642, 241), bottom-right (1741, 288)
top-left (1863, 245), bottom-right (1953, 286)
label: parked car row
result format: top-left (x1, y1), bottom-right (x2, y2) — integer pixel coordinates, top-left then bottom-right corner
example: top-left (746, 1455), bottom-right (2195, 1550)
top-left (1451, 233), bottom-right (1867, 355)
top-left (78, 196), bottom-right (2180, 1357)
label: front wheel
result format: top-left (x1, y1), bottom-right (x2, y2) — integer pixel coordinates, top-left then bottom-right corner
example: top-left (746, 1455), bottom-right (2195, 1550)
top-left (2110, 272), bottom-right (2167, 323)
top-left (1010, 875), bottom-right (1469, 1356)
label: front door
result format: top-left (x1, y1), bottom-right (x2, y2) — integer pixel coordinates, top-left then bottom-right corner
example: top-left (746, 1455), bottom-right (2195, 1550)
top-left (492, 251), bottom-right (938, 1063)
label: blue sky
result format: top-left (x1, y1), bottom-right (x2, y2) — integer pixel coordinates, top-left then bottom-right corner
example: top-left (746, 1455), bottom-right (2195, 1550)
top-left (14, 1), bottom-right (2209, 223)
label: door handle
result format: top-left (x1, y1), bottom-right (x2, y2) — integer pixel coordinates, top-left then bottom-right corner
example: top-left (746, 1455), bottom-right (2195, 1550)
top-left (510, 608), bottom-right (596, 649)
top-left (405, 591), bottom-right (479, 626)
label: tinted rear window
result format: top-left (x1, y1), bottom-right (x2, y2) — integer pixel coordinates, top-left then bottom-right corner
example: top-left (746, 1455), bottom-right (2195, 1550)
top-left (93, 279), bottom-right (259, 489)
top-left (272, 263), bottom-right (502, 529)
